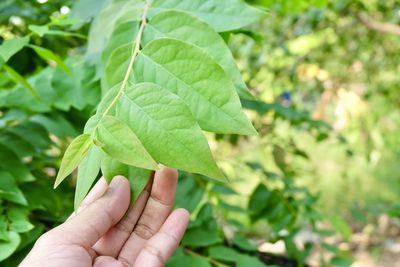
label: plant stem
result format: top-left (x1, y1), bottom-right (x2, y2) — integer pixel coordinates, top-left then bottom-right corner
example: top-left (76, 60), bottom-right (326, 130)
top-left (101, 0), bottom-right (151, 118)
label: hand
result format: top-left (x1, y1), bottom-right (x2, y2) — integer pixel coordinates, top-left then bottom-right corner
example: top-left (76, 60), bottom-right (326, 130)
top-left (21, 167), bottom-right (189, 267)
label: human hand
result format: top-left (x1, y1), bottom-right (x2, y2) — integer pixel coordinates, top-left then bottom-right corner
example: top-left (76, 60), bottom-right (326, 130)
top-left (20, 167), bottom-right (189, 267)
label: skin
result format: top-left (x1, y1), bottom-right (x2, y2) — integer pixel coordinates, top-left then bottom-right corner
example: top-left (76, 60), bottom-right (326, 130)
top-left (20, 166), bottom-right (189, 267)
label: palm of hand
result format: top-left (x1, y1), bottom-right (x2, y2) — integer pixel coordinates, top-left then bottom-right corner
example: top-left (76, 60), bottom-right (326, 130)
top-left (21, 167), bottom-right (189, 267)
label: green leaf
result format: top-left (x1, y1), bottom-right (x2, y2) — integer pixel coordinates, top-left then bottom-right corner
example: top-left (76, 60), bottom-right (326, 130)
top-left (0, 231), bottom-right (20, 261)
top-left (208, 246), bottom-right (239, 262)
top-left (29, 24), bottom-right (86, 39)
top-left (84, 115), bottom-right (102, 134)
top-left (330, 257), bottom-right (353, 267)
top-left (28, 45), bottom-right (70, 74)
top-left (0, 145), bottom-right (36, 183)
top-left (86, 0), bottom-right (144, 76)
top-left (70, 0), bottom-right (108, 21)
top-left (248, 184), bottom-right (271, 214)
top-left (51, 56), bottom-right (96, 111)
top-left (127, 167), bottom-right (151, 201)
top-left (96, 84), bottom-right (120, 114)
top-left (0, 132), bottom-right (36, 157)
top-left (102, 20), bottom-right (139, 70)
top-left (28, 25), bottom-right (49, 37)
top-left (30, 114), bottom-right (78, 138)
top-left (144, 10), bottom-right (253, 99)
top-left (54, 134), bottom-right (93, 188)
top-left (167, 248), bottom-right (212, 267)
top-left (8, 121), bottom-right (50, 149)
top-left (236, 254), bottom-right (266, 267)
top-left (7, 208), bottom-right (34, 233)
top-left (15, 224), bottom-right (45, 253)
top-left (95, 115), bottom-right (158, 170)
top-left (182, 228), bottom-right (223, 247)
top-left (103, 43), bottom-right (133, 90)
top-left (0, 36), bottom-right (30, 62)
top-left (330, 216), bottom-right (352, 241)
top-left (134, 38), bottom-right (256, 135)
top-left (3, 65), bottom-right (39, 98)
top-left (232, 235), bottom-right (257, 252)
top-left (74, 146), bottom-right (102, 210)
top-left (117, 83), bottom-right (225, 181)
top-left (100, 152), bottom-right (129, 182)
top-left (0, 171), bottom-right (27, 205)
top-left (175, 176), bottom-right (204, 213)
top-left (151, 0), bottom-right (266, 32)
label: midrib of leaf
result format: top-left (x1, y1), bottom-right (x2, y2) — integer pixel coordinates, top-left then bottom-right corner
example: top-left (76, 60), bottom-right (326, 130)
top-left (96, 0), bottom-right (151, 128)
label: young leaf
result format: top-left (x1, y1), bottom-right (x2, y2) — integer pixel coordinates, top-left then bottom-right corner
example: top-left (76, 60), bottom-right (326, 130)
top-left (150, 0), bottom-right (266, 32)
top-left (28, 45), bottom-right (70, 74)
top-left (54, 134), bottom-right (93, 188)
top-left (95, 115), bottom-right (158, 170)
top-left (134, 38), bottom-right (257, 135)
top-left (117, 82), bottom-right (225, 181)
top-left (100, 152), bottom-right (129, 182)
top-left (74, 146), bottom-right (101, 210)
top-left (0, 36), bottom-right (30, 62)
top-left (96, 84), bottom-right (120, 114)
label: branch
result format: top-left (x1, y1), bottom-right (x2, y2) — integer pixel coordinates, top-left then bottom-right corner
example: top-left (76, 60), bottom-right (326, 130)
top-left (101, 0), bottom-right (151, 118)
top-left (357, 13), bottom-right (400, 36)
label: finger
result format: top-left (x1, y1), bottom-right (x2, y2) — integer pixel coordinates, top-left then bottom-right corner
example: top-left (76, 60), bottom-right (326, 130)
top-left (132, 209), bottom-right (190, 267)
top-left (53, 176), bottom-right (131, 249)
top-left (93, 174), bottom-right (154, 257)
top-left (118, 167), bottom-right (178, 265)
top-left (67, 177), bottom-right (109, 220)
top-left (93, 256), bottom-right (125, 267)
top-left (77, 177), bottom-right (109, 211)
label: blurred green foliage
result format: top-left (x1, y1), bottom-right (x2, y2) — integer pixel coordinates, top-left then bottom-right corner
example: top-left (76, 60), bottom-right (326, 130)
top-left (0, 0), bottom-right (399, 266)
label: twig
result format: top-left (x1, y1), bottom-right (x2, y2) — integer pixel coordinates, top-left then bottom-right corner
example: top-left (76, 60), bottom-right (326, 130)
top-left (101, 0), bottom-right (151, 118)
top-left (357, 13), bottom-right (400, 36)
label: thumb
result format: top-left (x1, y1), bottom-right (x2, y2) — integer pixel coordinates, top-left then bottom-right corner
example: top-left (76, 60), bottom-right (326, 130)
top-left (54, 176), bottom-right (131, 249)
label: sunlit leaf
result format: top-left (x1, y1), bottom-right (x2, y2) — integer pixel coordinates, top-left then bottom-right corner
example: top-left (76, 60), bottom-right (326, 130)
top-left (54, 134), bottom-right (93, 188)
top-left (134, 38), bottom-right (256, 135)
top-left (74, 146), bottom-right (102, 210)
top-left (118, 83), bottom-right (225, 181)
top-left (144, 10), bottom-right (253, 99)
